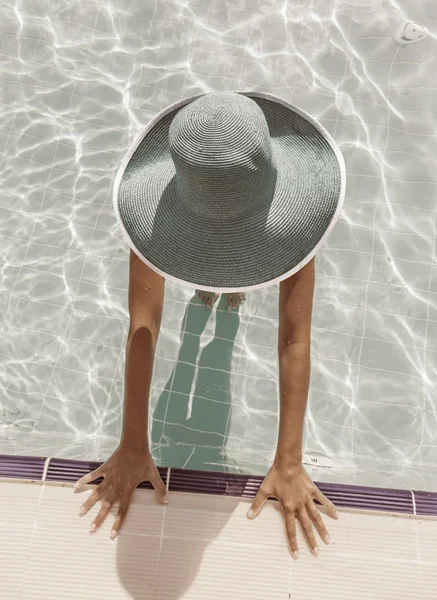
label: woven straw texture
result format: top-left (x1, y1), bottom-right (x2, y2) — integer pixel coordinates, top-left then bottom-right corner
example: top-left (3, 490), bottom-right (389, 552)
top-left (116, 92), bottom-right (343, 290)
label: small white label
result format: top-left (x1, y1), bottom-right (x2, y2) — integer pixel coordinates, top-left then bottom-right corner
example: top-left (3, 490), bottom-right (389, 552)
top-left (302, 454), bottom-right (334, 469)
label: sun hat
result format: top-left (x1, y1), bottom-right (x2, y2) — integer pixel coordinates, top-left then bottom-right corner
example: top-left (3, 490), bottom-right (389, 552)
top-left (113, 91), bottom-right (346, 293)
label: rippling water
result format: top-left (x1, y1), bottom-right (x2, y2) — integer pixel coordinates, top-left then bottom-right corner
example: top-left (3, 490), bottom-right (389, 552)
top-left (0, 0), bottom-right (436, 491)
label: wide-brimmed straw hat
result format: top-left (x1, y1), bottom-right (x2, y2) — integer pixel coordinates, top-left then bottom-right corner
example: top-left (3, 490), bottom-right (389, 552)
top-left (113, 91), bottom-right (346, 293)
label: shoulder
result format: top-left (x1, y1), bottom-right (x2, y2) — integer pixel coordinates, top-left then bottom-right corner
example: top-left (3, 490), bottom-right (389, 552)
top-left (280, 257), bottom-right (315, 293)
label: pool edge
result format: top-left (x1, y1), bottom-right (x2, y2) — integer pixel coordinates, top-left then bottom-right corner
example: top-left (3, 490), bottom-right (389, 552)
top-left (1, 454), bottom-right (436, 516)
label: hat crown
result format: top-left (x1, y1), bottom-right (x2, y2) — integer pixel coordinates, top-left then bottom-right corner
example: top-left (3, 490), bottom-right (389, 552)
top-left (169, 92), bottom-right (277, 220)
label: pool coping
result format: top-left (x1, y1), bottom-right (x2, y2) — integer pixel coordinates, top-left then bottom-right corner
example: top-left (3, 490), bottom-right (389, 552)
top-left (1, 454), bottom-right (437, 516)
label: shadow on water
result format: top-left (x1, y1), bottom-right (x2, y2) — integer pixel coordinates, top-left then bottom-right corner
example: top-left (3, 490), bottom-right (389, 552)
top-left (117, 293), bottom-right (243, 599)
top-left (151, 293), bottom-right (241, 471)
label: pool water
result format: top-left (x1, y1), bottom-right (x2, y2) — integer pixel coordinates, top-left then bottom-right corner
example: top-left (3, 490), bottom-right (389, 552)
top-left (1, 0), bottom-right (437, 491)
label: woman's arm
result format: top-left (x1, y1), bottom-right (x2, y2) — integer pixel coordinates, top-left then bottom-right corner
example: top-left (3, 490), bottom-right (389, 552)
top-left (248, 259), bottom-right (337, 559)
top-left (275, 257), bottom-right (314, 466)
top-left (121, 251), bottom-right (165, 449)
top-left (75, 251), bottom-right (167, 537)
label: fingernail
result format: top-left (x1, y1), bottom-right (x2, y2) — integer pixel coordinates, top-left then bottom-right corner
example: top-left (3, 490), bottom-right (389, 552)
top-left (90, 524), bottom-right (96, 533)
top-left (246, 508), bottom-right (255, 519)
top-left (110, 530), bottom-right (118, 539)
top-left (324, 535), bottom-right (330, 545)
top-left (74, 481), bottom-right (79, 489)
top-left (163, 494), bottom-right (169, 504)
top-left (79, 506), bottom-right (86, 516)
top-left (292, 551), bottom-right (299, 560)
top-left (313, 546), bottom-right (319, 556)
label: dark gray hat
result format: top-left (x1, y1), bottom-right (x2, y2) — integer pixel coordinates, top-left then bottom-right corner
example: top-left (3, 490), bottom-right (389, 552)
top-left (114, 91), bottom-right (346, 292)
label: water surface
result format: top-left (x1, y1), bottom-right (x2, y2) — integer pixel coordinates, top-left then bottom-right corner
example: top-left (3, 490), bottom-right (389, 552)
top-left (1, 0), bottom-right (436, 491)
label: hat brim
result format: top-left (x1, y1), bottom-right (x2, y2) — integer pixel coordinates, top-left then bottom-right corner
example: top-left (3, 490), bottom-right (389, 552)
top-left (114, 91), bottom-right (346, 293)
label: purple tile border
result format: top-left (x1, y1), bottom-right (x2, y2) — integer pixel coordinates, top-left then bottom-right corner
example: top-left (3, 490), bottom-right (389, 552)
top-left (412, 491), bottom-right (437, 516)
top-left (317, 482), bottom-right (414, 514)
top-left (45, 458), bottom-right (168, 489)
top-left (1, 454), bottom-right (437, 516)
top-left (169, 469), bottom-right (415, 514)
top-left (168, 468), bottom-right (263, 498)
top-left (0, 454), bottom-right (46, 480)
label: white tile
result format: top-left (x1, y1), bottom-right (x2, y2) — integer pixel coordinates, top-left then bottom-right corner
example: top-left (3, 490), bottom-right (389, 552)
top-left (163, 492), bottom-right (288, 548)
top-left (21, 484), bottom-right (164, 600)
top-left (38, 483), bottom-right (166, 539)
top-left (2, 483), bottom-right (437, 599)
top-left (157, 538), bottom-right (289, 600)
top-left (415, 516), bottom-right (437, 562)
top-left (0, 481), bottom-right (41, 599)
top-left (290, 553), bottom-right (421, 599)
top-left (421, 564), bottom-right (437, 600)
top-left (290, 512), bottom-right (422, 599)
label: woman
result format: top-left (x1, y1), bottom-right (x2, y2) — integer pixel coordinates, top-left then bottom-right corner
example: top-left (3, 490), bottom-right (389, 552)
top-left (75, 91), bottom-right (346, 559)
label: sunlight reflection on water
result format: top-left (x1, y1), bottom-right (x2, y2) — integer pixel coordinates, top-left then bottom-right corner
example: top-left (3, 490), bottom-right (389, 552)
top-left (0, 0), bottom-right (436, 490)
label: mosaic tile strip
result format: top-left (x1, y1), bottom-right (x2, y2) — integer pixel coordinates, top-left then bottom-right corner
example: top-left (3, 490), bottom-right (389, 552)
top-left (0, 454), bottom-right (46, 480)
top-left (45, 458), bottom-right (168, 489)
top-left (412, 490), bottom-right (437, 516)
top-left (0, 455), bottom-right (435, 516)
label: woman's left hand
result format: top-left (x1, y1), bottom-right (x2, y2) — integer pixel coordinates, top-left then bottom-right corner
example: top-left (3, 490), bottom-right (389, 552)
top-left (247, 462), bottom-right (338, 559)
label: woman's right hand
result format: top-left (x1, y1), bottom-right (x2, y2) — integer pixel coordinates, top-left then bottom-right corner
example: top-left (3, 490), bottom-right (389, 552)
top-left (74, 445), bottom-right (167, 538)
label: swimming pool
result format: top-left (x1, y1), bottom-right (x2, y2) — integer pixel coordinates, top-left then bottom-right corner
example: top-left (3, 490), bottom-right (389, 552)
top-left (1, 0), bottom-right (436, 492)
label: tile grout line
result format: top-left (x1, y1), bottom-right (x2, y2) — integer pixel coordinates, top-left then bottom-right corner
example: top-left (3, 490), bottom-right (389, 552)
top-left (0, 0), bottom-right (60, 342)
top-left (351, 45), bottom-right (400, 458)
top-left (3, 303), bottom-right (436, 352)
top-left (154, 294), bottom-right (205, 463)
top-left (0, 347), bottom-right (434, 392)
top-left (18, 455), bottom-right (53, 600)
top-left (27, 0), bottom-right (108, 431)
top-left (411, 489), bottom-right (425, 600)
top-left (166, 468), bottom-right (171, 495)
top-left (95, 323), bottom-right (128, 445)
top-left (417, 165), bottom-right (437, 463)
top-left (334, 0), bottom-right (367, 460)
top-left (42, 457), bottom-right (51, 482)
top-left (224, 293), bottom-right (258, 465)
top-left (411, 490), bottom-right (417, 516)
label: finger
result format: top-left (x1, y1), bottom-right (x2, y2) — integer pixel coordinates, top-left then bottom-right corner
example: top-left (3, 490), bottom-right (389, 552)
top-left (74, 466), bottom-right (104, 489)
top-left (110, 491), bottom-right (135, 539)
top-left (247, 485), bottom-right (270, 519)
top-left (79, 488), bottom-right (103, 516)
top-left (298, 508), bottom-right (319, 556)
top-left (149, 468), bottom-right (168, 503)
top-left (307, 501), bottom-right (330, 545)
top-left (90, 498), bottom-right (114, 533)
top-left (315, 488), bottom-right (338, 520)
top-left (283, 512), bottom-right (299, 560)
